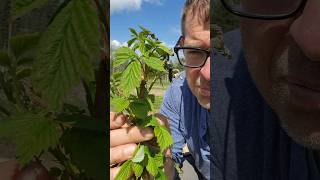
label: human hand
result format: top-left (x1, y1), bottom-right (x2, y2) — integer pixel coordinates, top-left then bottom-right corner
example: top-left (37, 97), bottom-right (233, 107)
top-left (110, 112), bottom-right (154, 179)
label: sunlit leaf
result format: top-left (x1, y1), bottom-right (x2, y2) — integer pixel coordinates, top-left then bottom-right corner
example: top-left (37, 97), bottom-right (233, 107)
top-left (113, 47), bottom-right (137, 68)
top-left (144, 57), bottom-right (166, 72)
top-left (120, 60), bottom-right (141, 96)
top-left (115, 160), bottom-right (133, 180)
top-left (111, 97), bottom-right (130, 113)
top-left (132, 145), bottom-right (145, 163)
top-left (132, 162), bottom-right (144, 178)
top-left (154, 125), bottom-right (173, 152)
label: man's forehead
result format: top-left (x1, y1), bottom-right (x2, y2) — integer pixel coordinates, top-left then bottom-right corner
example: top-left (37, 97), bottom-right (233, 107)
top-left (184, 31), bottom-right (210, 46)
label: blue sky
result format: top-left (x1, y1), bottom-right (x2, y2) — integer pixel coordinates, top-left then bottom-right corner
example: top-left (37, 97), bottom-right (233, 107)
top-left (110, 0), bottom-right (185, 50)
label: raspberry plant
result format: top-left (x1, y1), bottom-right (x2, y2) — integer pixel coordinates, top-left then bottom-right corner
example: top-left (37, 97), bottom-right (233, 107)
top-left (111, 26), bottom-right (174, 180)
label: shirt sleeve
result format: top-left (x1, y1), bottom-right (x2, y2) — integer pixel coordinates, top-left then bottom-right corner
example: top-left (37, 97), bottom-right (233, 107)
top-left (160, 80), bottom-right (186, 166)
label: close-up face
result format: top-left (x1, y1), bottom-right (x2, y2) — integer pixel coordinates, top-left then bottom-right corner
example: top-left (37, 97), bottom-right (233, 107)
top-left (240, 0), bottom-right (320, 148)
top-left (183, 11), bottom-right (211, 109)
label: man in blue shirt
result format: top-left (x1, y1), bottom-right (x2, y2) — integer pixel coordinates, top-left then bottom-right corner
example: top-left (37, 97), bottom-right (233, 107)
top-left (110, 0), bottom-right (211, 179)
top-left (158, 0), bottom-right (211, 179)
top-left (211, 0), bottom-right (320, 179)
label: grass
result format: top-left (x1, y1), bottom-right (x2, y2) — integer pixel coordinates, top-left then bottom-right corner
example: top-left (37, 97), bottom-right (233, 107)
top-left (153, 96), bottom-right (163, 112)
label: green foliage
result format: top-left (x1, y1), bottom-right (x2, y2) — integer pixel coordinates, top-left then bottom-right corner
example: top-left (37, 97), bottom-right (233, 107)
top-left (112, 27), bottom-right (173, 179)
top-left (113, 47), bottom-right (138, 68)
top-left (132, 145), bottom-right (145, 163)
top-left (115, 160), bottom-right (133, 180)
top-left (146, 154), bottom-right (158, 176)
top-left (0, 0), bottom-right (107, 179)
top-left (132, 162), bottom-right (144, 178)
top-left (120, 60), bottom-right (142, 96)
top-left (110, 97), bottom-right (130, 113)
top-left (11, 0), bottom-right (49, 20)
top-left (0, 112), bottom-right (61, 166)
top-left (33, 0), bottom-right (100, 109)
top-left (154, 125), bottom-right (174, 152)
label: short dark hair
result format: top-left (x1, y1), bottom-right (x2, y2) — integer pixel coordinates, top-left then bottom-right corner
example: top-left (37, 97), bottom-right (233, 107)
top-left (181, 0), bottom-right (210, 36)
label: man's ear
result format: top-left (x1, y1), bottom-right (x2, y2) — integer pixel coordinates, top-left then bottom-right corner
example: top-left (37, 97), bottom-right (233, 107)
top-left (180, 36), bottom-right (185, 46)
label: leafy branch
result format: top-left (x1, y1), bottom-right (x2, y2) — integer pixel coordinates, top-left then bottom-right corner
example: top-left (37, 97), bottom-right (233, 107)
top-left (111, 27), bottom-right (174, 180)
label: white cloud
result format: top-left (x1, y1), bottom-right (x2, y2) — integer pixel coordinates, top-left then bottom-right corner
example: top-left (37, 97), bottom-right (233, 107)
top-left (111, 40), bottom-right (127, 51)
top-left (111, 0), bottom-right (164, 14)
top-left (110, 0), bottom-right (141, 14)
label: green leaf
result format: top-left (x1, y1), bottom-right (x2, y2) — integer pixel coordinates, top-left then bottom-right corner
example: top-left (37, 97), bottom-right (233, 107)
top-left (113, 47), bottom-right (138, 68)
top-left (129, 28), bottom-right (138, 37)
top-left (132, 145), bottom-right (145, 163)
top-left (120, 60), bottom-right (141, 96)
top-left (115, 160), bottom-right (133, 180)
top-left (127, 37), bottom-right (137, 47)
top-left (147, 95), bottom-right (155, 111)
top-left (10, 33), bottom-right (41, 61)
top-left (158, 43), bottom-right (173, 55)
top-left (154, 126), bottom-right (173, 152)
top-left (146, 155), bottom-right (158, 177)
top-left (111, 97), bottom-right (130, 113)
top-left (0, 51), bottom-right (11, 68)
top-left (33, 0), bottom-right (100, 110)
top-left (11, 0), bottom-right (49, 20)
top-left (129, 99), bottom-right (152, 119)
top-left (154, 153), bottom-right (164, 168)
top-left (132, 162), bottom-right (144, 178)
top-left (155, 169), bottom-right (167, 180)
top-left (144, 57), bottom-right (166, 72)
top-left (145, 116), bottom-right (159, 127)
top-left (0, 112), bottom-right (61, 166)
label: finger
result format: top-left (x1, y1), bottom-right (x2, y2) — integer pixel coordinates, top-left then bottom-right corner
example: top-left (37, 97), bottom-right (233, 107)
top-left (154, 113), bottom-right (170, 128)
top-left (110, 126), bottom-right (154, 147)
top-left (110, 112), bottom-right (127, 129)
top-left (110, 144), bottom-right (137, 164)
top-left (110, 167), bottom-right (120, 180)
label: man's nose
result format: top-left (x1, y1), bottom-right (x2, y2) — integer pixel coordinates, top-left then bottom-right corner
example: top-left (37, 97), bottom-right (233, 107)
top-left (200, 57), bottom-right (210, 81)
top-left (290, 0), bottom-right (320, 61)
